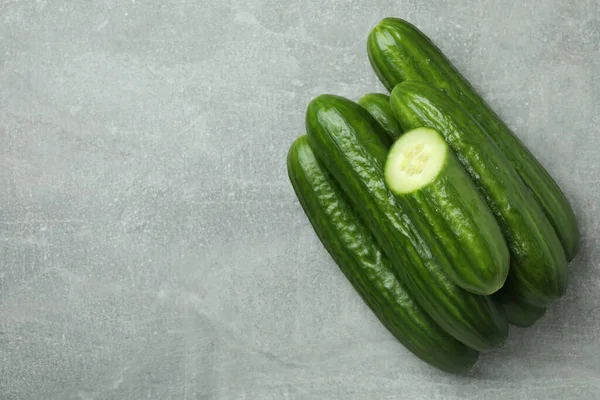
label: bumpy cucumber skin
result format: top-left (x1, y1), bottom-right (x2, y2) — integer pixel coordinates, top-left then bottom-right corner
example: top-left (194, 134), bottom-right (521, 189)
top-left (306, 94), bottom-right (508, 352)
top-left (385, 128), bottom-right (510, 295)
top-left (367, 17), bottom-right (579, 260)
top-left (493, 289), bottom-right (546, 328)
top-left (287, 135), bottom-right (479, 373)
top-left (390, 81), bottom-right (568, 307)
top-left (358, 93), bottom-right (403, 140)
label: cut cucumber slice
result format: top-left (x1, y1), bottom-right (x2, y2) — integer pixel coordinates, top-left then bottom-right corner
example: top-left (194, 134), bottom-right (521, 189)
top-left (384, 127), bottom-right (510, 295)
top-left (384, 127), bottom-right (448, 194)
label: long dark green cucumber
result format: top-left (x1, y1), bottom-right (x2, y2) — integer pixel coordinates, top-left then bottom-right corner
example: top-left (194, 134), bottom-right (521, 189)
top-left (493, 289), bottom-right (546, 328)
top-left (385, 127), bottom-right (509, 295)
top-left (367, 17), bottom-right (579, 260)
top-left (287, 135), bottom-right (479, 373)
top-left (358, 93), bottom-right (403, 140)
top-left (390, 81), bottom-right (568, 307)
top-left (306, 94), bottom-right (508, 351)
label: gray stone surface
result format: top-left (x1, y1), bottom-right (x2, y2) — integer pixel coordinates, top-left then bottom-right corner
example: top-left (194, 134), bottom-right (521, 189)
top-left (0, 0), bottom-right (599, 398)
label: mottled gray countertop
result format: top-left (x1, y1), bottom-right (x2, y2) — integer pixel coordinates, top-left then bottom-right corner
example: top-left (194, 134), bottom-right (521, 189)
top-left (1, 1), bottom-right (599, 399)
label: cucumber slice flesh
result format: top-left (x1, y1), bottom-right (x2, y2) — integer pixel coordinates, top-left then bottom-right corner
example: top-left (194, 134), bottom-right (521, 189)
top-left (385, 127), bottom-right (447, 194)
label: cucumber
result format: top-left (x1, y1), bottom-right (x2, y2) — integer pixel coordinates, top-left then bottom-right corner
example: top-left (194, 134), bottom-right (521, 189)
top-left (358, 93), bottom-right (403, 140)
top-left (390, 81), bottom-right (568, 307)
top-left (384, 127), bottom-right (509, 295)
top-left (287, 135), bottom-right (479, 373)
top-left (493, 289), bottom-right (546, 328)
top-left (367, 17), bottom-right (579, 260)
top-left (306, 94), bottom-right (508, 351)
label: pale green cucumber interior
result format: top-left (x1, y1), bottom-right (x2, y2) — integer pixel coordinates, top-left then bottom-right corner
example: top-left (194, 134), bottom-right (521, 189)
top-left (385, 127), bottom-right (448, 194)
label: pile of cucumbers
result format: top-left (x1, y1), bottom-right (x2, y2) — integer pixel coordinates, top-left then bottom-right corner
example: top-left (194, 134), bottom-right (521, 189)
top-left (287, 18), bottom-right (579, 373)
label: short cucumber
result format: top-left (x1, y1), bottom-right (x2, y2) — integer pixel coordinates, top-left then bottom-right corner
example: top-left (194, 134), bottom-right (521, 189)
top-left (493, 289), bottom-right (547, 328)
top-left (384, 127), bottom-right (509, 295)
top-left (358, 93), bottom-right (403, 140)
top-left (287, 135), bottom-right (479, 373)
top-left (367, 17), bottom-right (579, 260)
top-left (306, 94), bottom-right (508, 351)
top-left (390, 81), bottom-right (568, 307)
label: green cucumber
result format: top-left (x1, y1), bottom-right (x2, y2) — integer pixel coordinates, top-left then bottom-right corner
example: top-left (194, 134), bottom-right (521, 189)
top-left (493, 289), bottom-right (546, 328)
top-left (367, 17), bottom-right (579, 260)
top-left (384, 127), bottom-right (509, 295)
top-left (390, 81), bottom-right (568, 307)
top-left (306, 94), bottom-right (508, 351)
top-left (287, 135), bottom-right (479, 373)
top-left (358, 93), bottom-right (403, 140)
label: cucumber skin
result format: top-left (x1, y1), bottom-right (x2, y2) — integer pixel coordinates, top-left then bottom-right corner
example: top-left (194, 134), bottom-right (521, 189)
top-left (367, 17), bottom-right (579, 260)
top-left (306, 94), bottom-right (508, 352)
top-left (390, 81), bottom-right (568, 307)
top-left (358, 93), bottom-right (403, 140)
top-left (493, 289), bottom-right (546, 328)
top-left (287, 135), bottom-right (479, 373)
top-left (386, 129), bottom-right (510, 295)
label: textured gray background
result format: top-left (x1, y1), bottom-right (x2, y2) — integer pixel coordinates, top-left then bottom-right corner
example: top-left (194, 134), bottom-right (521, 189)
top-left (1, 0), bottom-right (599, 399)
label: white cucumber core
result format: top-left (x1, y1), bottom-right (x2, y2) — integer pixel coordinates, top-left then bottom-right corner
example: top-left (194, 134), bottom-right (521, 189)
top-left (384, 127), bottom-right (448, 194)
